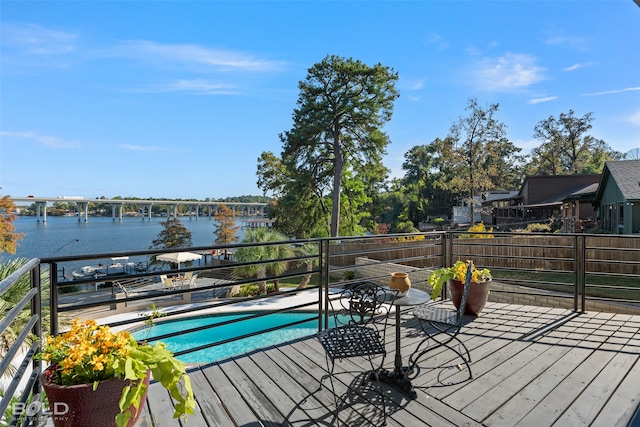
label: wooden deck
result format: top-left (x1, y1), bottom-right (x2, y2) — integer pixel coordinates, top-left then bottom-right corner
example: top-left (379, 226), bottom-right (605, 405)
top-left (136, 302), bottom-right (640, 426)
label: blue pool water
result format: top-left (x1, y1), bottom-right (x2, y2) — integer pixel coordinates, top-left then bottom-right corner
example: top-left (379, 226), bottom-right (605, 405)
top-left (132, 312), bottom-right (327, 364)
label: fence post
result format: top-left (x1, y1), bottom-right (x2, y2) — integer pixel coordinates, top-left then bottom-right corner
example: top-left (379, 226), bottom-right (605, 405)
top-left (574, 235), bottom-right (586, 312)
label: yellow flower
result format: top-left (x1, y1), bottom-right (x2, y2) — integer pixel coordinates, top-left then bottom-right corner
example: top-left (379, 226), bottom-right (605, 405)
top-left (91, 354), bottom-right (107, 371)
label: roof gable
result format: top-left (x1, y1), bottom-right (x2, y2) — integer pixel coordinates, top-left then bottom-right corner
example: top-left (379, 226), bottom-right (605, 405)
top-left (595, 160), bottom-right (640, 202)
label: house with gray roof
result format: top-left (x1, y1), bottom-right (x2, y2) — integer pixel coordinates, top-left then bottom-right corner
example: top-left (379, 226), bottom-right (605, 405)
top-left (485, 174), bottom-right (600, 229)
top-left (593, 160), bottom-right (640, 234)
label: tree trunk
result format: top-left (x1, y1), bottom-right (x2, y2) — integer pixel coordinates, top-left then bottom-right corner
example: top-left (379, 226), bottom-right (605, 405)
top-left (330, 129), bottom-right (342, 237)
top-left (297, 262), bottom-right (313, 289)
top-left (258, 280), bottom-right (268, 295)
top-left (257, 269), bottom-right (267, 295)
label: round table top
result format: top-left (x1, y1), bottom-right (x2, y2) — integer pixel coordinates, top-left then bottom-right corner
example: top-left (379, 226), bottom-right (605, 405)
top-left (387, 287), bottom-right (431, 307)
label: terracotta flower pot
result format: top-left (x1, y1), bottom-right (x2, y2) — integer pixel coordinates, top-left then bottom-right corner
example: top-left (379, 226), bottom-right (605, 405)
top-left (448, 279), bottom-right (491, 316)
top-left (40, 369), bottom-right (150, 427)
top-left (389, 272), bottom-right (412, 295)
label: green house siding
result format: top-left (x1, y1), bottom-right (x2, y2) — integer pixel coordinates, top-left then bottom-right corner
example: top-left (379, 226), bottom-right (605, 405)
top-left (595, 160), bottom-right (640, 234)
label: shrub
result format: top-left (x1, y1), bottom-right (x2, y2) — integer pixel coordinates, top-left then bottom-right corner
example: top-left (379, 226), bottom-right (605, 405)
top-left (458, 222), bottom-right (494, 239)
top-left (342, 270), bottom-right (356, 280)
top-left (236, 283), bottom-right (276, 297)
top-left (524, 223), bottom-right (551, 233)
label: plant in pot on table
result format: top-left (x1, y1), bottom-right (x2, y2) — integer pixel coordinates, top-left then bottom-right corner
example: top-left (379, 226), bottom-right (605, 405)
top-left (37, 319), bottom-right (195, 427)
top-left (427, 260), bottom-right (492, 316)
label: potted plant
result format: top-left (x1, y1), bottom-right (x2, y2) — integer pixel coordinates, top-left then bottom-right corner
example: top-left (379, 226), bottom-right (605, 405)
top-left (37, 319), bottom-right (195, 427)
top-left (427, 260), bottom-right (492, 315)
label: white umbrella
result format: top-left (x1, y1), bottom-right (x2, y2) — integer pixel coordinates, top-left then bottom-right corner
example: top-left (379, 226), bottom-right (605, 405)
top-left (156, 251), bottom-right (202, 266)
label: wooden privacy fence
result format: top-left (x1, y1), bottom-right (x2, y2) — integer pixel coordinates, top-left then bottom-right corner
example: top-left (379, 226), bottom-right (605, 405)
top-left (329, 232), bottom-right (640, 276)
top-left (328, 234), bottom-right (443, 269)
top-left (451, 235), bottom-right (577, 273)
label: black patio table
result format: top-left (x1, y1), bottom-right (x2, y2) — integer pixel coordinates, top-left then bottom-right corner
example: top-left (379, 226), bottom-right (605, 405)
top-left (378, 287), bottom-right (431, 399)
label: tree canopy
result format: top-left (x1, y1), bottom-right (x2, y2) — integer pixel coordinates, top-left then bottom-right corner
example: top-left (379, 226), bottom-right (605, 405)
top-left (0, 196), bottom-right (23, 254)
top-left (259, 55), bottom-right (399, 237)
top-left (149, 218), bottom-right (192, 249)
top-left (527, 110), bottom-right (622, 175)
top-left (397, 99), bottom-right (523, 226)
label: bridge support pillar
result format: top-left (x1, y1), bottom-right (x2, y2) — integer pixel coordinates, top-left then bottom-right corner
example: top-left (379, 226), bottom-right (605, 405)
top-left (75, 202), bottom-right (89, 222)
top-left (35, 201), bottom-right (48, 222)
top-left (141, 203), bottom-right (153, 220)
top-left (187, 204), bottom-right (199, 220)
top-left (112, 203), bottom-right (124, 221)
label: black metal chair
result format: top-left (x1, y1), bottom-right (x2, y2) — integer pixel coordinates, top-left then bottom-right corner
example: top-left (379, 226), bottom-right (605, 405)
top-left (317, 282), bottom-right (398, 426)
top-left (409, 262), bottom-right (474, 385)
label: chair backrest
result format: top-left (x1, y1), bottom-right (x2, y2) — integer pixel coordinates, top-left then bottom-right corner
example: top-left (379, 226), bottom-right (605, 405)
top-left (329, 281), bottom-right (396, 328)
top-left (114, 281), bottom-right (128, 296)
top-left (188, 273), bottom-right (198, 286)
top-left (456, 261), bottom-right (474, 319)
top-left (163, 277), bottom-right (174, 288)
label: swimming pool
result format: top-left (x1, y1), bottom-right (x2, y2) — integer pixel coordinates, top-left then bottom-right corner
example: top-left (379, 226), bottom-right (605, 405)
top-left (132, 311), bottom-right (327, 364)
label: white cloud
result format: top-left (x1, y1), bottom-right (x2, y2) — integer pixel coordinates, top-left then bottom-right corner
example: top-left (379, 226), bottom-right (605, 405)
top-left (545, 35), bottom-right (587, 50)
top-left (512, 138), bottom-right (538, 152)
top-left (1, 23), bottom-right (78, 55)
top-left (627, 110), bottom-right (640, 126)
top-left (118, 144), bottom-right (172, 152)
top-left (0, 131), bottom-right (81, 149)
top-left (564, 62), bottom-right (596, 72)
top-left (528, 96), bottom-right (558, 105)
top-left (466, 46), bottom-right (482, 56)
top-left (108, 40), bottom-right (286, 72)
top-left (426, 33), bottom-right (448, 51)
top-left (584, 87), bottom-right (640, 96)
top-left (407, 79), bottom-right (425, 90)
top-left (468, 53), bottom-right (546, 92)
top-left (129, 79), bottom-right (238, 95)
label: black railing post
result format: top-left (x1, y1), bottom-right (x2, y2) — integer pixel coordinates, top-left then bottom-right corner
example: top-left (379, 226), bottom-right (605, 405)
top-left (442, 232), bottom-right (453, 300)
top-left (578, 235), bottom-right (586, 313)
top-left (49, 262), bottom-right (59, 336)
top-left (320, 239), bottom-right (330, 331)
top-left (30, 262), bottom-right (43, 427)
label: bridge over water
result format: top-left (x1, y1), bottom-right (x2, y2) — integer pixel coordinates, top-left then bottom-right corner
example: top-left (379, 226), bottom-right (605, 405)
top-left (11, 197), bottom-right (268, 222)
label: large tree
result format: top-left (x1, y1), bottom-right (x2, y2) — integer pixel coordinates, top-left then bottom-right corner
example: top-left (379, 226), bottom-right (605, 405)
top-left (273, 55), bottom-right (399, 237)
top-left (528, 110), bottom-right (621, 175)
top-left (213, 204), bottom-right (239, 259)
top-left (399, 142), bottom-right (459, 225)
top-left (149, 218), bottom-right (192, 249)
top-left (444, 99), bottom-right (521, 224)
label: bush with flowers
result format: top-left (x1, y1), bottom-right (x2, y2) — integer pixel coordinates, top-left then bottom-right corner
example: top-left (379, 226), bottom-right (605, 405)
top-left (37, 319), bottom-right (195, 427)
top-left (427, 260), bottom-right (492, 300)
top-left (458, 222), bottom-right (494, 239)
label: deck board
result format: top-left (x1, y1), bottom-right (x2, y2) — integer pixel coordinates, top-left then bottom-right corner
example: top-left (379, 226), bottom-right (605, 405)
top-left (137, 302), bottom-right (640, 427)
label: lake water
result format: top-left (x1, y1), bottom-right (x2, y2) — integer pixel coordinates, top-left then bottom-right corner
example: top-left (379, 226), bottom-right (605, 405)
top-left (6, 215), bottom-right (245, 261)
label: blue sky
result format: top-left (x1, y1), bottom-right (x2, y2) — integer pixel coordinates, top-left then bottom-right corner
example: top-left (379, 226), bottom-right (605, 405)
top-left (1, 1), bottom-right (639, 200)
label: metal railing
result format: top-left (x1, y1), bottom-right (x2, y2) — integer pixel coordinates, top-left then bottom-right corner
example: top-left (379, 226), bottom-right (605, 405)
top-left (2, 231), bottom-right (639, 424)
top-left (38, 231), bottom-right (640, 334)
top-left (0, 258), bottom-right (43, 427)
